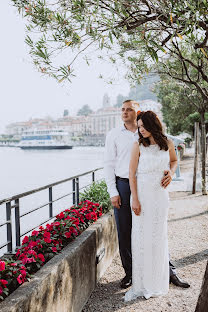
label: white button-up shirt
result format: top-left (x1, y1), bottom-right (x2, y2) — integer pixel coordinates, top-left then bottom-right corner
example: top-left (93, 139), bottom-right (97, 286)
top-left (104, 125), bottom-right (138, 198)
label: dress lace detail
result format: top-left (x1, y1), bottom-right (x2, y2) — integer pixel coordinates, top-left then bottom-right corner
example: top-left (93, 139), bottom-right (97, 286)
top-left (124, 144), bottom-right (170, 301)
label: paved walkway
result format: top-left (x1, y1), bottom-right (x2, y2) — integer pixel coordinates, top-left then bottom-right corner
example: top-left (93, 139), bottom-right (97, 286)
top-left (82, 149), bottom-right (208, 312)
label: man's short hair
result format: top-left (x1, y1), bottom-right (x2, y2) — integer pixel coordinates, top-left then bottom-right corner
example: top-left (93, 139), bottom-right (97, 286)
top-left (123, 99), bottom-right (134, 104)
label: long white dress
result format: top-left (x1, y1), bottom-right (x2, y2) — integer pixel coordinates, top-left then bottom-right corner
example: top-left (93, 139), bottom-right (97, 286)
top-left (125, 143), bottom-right (170, 301)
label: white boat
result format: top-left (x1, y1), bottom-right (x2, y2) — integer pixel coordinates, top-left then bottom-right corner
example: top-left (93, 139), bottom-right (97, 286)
top-left (18, 129), bottom-right (73, 150)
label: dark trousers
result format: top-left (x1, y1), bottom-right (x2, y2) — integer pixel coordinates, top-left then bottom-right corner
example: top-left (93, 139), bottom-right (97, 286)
top-left (114, 178), bottom-right (132, 277)
top-left (114, 178), bottom-right (176, 278)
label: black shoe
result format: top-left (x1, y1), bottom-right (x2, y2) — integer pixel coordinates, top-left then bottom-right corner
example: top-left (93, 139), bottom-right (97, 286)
top-left (120, 275), bottom-right (132, 289)
top-left (170, 274), bottom-right (190, 288)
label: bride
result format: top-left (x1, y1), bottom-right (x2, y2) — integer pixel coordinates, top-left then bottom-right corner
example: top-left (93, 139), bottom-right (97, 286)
top-left (125, 110), bottom-right (177, 301)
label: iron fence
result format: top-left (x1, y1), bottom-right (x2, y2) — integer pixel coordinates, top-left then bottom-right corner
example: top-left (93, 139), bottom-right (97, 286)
top-left (0, 167), bottom-right (103, 255)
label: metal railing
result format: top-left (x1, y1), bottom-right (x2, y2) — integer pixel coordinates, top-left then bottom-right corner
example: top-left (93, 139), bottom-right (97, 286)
top-left (0, 167), bottom-right (103, 255)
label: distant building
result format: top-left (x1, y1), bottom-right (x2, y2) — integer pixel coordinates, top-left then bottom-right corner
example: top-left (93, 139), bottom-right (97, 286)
top-left (102, 93), bottom-right (111, 108)
top-left (4, 99), bottom-right (163, 144)
top-left (90, 107), bottom-right (122, 136)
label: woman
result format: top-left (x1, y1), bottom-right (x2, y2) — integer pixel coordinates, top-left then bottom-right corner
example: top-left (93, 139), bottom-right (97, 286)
top-left (124, 111), bottom-right (178, 301)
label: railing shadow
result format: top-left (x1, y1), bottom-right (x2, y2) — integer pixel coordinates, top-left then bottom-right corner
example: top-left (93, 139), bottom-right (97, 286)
top-left (173, 249), bottom-right (208, 268)
top-left (168, 210), bottom-right (208, 223)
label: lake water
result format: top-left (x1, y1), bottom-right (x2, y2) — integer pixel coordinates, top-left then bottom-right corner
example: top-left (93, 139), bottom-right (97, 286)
top-left (0, 146), bottom-right (105, 256)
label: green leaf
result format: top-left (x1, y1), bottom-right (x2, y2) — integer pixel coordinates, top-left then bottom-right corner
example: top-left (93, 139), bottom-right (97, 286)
top-left (109, 32), bottom-right (113, 44)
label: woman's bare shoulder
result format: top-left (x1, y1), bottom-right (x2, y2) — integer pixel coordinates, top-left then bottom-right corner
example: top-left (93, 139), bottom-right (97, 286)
top-left (167, 138), bottom-right (174, 148)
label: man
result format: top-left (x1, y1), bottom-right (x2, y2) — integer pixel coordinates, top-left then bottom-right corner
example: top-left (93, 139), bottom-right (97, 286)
top-left (104, 99), bottom-right (190, 289)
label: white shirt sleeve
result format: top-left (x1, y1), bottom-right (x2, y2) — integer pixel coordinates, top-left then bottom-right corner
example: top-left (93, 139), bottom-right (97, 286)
top-left (104, 130), bottom-right (119, 198)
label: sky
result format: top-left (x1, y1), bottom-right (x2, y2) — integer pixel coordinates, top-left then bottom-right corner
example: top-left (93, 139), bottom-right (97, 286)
top-left (0, 1), bottom-right (130, 133)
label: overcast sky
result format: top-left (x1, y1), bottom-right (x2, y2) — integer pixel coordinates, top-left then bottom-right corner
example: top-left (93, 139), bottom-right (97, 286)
top-left (0, 1), bottom-right (130, 133)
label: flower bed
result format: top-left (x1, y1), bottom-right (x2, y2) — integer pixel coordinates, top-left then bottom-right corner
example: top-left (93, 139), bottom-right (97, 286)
top-left (0, 200), bottom-right (102, 302)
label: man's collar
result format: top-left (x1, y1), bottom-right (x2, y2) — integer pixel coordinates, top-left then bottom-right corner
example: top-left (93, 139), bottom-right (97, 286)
top-left (121, 124), bottom-right (126, 131)
top-left (121, 123), bottom-right (138, 134)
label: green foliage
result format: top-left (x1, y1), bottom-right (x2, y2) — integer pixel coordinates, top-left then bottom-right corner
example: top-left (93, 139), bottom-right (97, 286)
top-left (114, 94), bottom-right (126, 108)
top-left (11, 0), bottom-right (208, 84)
top-left (128, 75), bottom-right (159, 102)
top-left (114, 74), bottom-right (159, 107)
top-left (80, 180), bottom-right (112, 213)
top-left (155, 77), bottom-right (208, 136)
top-left (77, 104), bottom-right (93, 116)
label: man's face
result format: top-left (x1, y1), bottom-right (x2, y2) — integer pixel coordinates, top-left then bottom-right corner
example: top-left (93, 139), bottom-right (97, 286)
top-left (121, 101), bottom-right (137, 123)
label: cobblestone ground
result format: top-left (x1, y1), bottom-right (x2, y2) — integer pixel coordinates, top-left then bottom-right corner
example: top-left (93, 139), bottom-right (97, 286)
top-left (83, 150), bottom-right (208, 312)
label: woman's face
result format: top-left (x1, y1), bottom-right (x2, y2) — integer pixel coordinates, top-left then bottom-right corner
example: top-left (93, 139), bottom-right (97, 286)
top-left (137, 119), bottom-right (151, 138)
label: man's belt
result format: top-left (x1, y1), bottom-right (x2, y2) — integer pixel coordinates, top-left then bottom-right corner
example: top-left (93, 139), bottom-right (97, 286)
top-left (116, 176), bottom-right (129, 182)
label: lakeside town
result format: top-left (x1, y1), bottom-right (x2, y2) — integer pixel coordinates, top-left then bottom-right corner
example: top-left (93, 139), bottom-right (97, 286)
top-left (0, 98), bottom-right (163, 147)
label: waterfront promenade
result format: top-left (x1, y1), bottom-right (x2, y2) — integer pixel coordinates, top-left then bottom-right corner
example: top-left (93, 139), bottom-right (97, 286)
top-left (83, 148), bottom-right (208, 312)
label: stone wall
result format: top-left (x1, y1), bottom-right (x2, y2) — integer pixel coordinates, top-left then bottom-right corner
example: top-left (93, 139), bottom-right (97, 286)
top-left (0, 210), bottom-right (118, 312)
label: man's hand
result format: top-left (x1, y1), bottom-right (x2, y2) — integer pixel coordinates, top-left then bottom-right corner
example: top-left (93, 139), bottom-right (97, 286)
top-left (161, 170), bottom-right (173, 188)
top-left (132, 198), bottom-right (141, 216)
top-left (111, 195), bottom-right (121, 209)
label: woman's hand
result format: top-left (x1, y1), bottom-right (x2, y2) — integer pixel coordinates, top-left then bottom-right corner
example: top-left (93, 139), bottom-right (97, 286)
top-left (161, 170), bottom-right (173, 188)
top-left (132, 198), bottom-right (141, 216)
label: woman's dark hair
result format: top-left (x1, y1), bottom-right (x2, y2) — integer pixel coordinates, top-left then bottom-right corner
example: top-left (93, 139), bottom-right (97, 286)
top-left (137, 111), bottom-right (168, 151)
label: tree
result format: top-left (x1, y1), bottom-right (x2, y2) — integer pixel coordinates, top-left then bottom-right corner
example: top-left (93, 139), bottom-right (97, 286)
top-left (155, 78), bottom-right (208, 135)
top-left (11, 0), bottom-right (208, 82)
top-left (154, 44), bottom-right (208, 194)
top-left (114, 74), bottom-right (159, 107)
top-left (155, 68), bottom-right (208, 194)
top-left (77, 104), bottom-right (93, 116)
top-left (156, 79), bottom-right (196, 135)
top-left (114, 94), bottom-right (127, 108)
top-left (128, 74), bottom-right (159, 102)
top-left (195, 261), bottom-right (208, 312)
top-left (63, 109), bottom-right (69, 116)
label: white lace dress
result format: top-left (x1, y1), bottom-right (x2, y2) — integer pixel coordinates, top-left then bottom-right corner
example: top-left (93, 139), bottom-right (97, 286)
top-left (125, 144), bottom-right (170, 301)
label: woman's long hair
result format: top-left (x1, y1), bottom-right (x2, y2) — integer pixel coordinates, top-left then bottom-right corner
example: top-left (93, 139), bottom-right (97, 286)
top-left (137, 111), bottom-right (168, 151)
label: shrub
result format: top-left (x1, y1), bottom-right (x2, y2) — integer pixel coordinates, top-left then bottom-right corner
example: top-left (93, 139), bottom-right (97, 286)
top-left (80, 180), bottom-right (112, 213)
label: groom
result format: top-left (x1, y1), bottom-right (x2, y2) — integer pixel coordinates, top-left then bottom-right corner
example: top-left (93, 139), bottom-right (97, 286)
top-left (104, 99), bottom-right (190, 289)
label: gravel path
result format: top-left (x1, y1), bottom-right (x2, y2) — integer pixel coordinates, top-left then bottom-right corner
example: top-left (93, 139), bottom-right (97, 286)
top-left (82, 150), bottom-right (208, 312)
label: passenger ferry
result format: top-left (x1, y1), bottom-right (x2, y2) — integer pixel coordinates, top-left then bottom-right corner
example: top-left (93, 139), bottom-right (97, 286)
top-left (18, 129), bottom-right (73, 150)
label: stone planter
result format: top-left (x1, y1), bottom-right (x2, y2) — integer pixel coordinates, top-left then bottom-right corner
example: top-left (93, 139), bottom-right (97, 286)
top-left (0, 210), bottom-right (118, 312)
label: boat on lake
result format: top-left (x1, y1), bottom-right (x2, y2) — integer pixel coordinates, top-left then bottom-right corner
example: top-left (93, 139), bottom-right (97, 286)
top-left (18, 129), bottom-right (73, 150)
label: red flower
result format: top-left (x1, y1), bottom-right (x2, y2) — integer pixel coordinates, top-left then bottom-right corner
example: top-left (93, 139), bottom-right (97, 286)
top-left (17, 274), bottom-right (25, 284)
top-left (53, 221), bottom-right (60, 226)
top-left (44, 237), bottom-right (52, 243)
top-left (69, 227), bottom-right (78, 235)
top-left (28, 250), bottom-right (37, 258)
top-left (64, 232), bottom-right (71, 239)
top-left (52, 247), bottom-right (57, 253)
top-left (21, 256), bottom-right (36, 265)
top-left (56, 212), bottom-right (65, 219)
top-left (0, 279), bottom-right (8, 287)
top-left (0, 261), bottom-right (5, 271)
top-left (31, 230), bottom-right (39, 236)
top-left (43, 232), bottom-right (51, 239)
top-left (16, 249), bottom-right (21, 257)
top-left (20, 269), bottom-right (26, 278)
top-left (38, 254), bottom-right (45, 263)
top-left (43, 232), bottom-right (51, 243)
top-left (22, 236), bottom-right (29, 244)
top-left (0, 286), bottom-right (3, 295)
top-left (28, 241), bottom-right (37, 248)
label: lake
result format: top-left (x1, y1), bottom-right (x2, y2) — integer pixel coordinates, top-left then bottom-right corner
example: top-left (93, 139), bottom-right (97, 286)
top-left (0, 146), bottom-right (105, 256)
